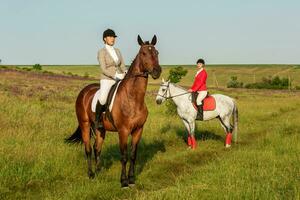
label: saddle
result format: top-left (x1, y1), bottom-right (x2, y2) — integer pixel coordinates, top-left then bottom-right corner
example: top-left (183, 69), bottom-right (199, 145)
top-left (191, 92), bottom-right (216, 120)
top-left (103, 80), bottom-right (122, 126)
top-left (105, 80), bottom-right (121, 111)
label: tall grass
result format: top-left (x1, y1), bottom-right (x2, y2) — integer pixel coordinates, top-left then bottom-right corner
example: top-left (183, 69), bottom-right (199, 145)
top-left (0, 68), bottom-right (299, 199)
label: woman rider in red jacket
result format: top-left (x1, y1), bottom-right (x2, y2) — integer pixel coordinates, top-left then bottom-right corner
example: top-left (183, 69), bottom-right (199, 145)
top-left (188, 58), bottom-right (208, 120)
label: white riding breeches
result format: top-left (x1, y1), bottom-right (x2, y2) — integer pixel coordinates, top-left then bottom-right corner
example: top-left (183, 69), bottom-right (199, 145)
top-left (91, 79), bottom-right (116, 112)
top-left (196, 91), bottom-right (208, 105)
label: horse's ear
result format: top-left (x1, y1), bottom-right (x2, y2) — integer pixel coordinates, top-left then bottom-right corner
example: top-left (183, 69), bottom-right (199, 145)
top-left (151, 35), bottom-right (157, 45)
top-left (162, 78), bottom-right (165, 82)
top-left (137, 35), bottom-right (144, 46)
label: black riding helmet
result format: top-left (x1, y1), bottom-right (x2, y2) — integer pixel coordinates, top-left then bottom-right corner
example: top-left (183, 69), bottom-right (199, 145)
top-left (103, 29), bottom-right (117, 41)
top-left (197, 58), bottom-right (205, 65)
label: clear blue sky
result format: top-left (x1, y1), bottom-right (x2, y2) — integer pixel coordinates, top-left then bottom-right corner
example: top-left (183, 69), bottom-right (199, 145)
top-left (1, 0), bottom-right (299, 65)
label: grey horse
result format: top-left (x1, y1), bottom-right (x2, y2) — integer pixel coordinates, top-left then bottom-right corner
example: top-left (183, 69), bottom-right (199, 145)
top-left (156, 79), bottom-right (238, 149)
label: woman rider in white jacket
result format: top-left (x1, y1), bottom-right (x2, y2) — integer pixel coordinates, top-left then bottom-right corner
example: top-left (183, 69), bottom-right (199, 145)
top-left (93, 29), bottom-right (126, 129)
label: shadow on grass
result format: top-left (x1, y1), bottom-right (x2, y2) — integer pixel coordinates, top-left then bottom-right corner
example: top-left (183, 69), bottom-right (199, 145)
top-left (100, 139), bottom-right (166, 176)
top-left (160, 124), bottom-right (224, 144)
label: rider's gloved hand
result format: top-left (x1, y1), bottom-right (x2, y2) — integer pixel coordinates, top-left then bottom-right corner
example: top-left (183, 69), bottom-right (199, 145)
top-left (115, 72), bottom-right (125, 80)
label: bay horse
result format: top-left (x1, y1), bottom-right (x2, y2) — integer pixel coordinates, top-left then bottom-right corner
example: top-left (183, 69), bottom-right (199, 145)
top-left (156, 79), bottom-right (238, 149)
top-left (65, 35), bottom-right (161, 187)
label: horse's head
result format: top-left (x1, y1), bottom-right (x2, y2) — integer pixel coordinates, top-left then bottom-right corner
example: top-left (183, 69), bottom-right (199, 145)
top-left (156, 78), bottom-right (170, 104)
top-left (137, 35), bottom-right (162, 79)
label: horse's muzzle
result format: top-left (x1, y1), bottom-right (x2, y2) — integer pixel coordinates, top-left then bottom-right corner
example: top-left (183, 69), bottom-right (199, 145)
top-left (151, 66), bottom-right (162, 79)
top-left (156, 99), bottom-right (162, 105)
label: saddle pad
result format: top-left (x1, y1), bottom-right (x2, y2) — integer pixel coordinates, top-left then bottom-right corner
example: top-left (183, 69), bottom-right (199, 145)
top-left (203, 96), bottom-right (216, 111)
top-left (107, 81), bottom-right (121, 112)
top-left (91, 81), bottom-right (121, 112)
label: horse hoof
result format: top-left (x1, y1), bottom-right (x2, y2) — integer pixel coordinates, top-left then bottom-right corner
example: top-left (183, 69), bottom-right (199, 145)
top-left (95, 167), bottom-right (101, 174)
top-left (225, 144), bottom-right (231, 148)
top-left (121, 183), bottom-right (129, 188)
top-left (88, 171), bottom-right (95, 179)
top-left (121, 180), bottom-right (129, 188)
top-left (128, 176), bottom-right (135, 185)
top-left (129, 184), bottom-right (135, 187)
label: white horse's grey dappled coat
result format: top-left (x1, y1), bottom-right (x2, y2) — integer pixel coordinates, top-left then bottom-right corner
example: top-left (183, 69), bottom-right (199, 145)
top-left (156, 80), bottom-right (238, 147)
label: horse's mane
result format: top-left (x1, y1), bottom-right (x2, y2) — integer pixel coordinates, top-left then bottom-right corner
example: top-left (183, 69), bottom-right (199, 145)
top-left (125, 55), bottom-right (139, 77)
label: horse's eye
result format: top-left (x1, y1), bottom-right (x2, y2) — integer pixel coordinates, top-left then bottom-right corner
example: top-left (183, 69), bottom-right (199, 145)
top-left (142, 52), bottom-right (146, 56)
top-left (156, 50), bottom-right (159, 55)
top-left (162, 89), bottom-right (166, 92)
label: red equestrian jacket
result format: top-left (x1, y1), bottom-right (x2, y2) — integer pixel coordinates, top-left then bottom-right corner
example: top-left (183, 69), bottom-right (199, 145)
top-left (190, 68), bottom-right (207, 92)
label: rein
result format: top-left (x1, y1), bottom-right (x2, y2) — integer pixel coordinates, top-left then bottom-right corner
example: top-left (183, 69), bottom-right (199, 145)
top-left (104, 72), bottom-right (148, 81)
top-left (157, 82), bottom-right (190, 99)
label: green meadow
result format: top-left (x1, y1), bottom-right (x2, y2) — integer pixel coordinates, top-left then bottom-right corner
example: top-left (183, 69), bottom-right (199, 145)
top-left (10, 64), bottom-right (300, 87)
top-left (0, 66), bottom-right (299, 199)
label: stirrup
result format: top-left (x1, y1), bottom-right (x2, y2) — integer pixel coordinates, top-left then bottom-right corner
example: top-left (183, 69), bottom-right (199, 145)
top-left (95, 102), bottom-right (105, 129)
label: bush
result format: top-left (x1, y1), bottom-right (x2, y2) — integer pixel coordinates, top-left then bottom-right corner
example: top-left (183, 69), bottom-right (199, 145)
top-left (227, 76), bottom-right (243, 88)
top-left (245, 76), bottom-right (290, 89)
top-left (168, 66), bottom-right (187, 83)
top-left (22, 67), bottom-right (32, 71)
top-left (33, 64), bottom-right (42, 70)
top-left (165, 66), bottom-right (187, 115)
top-left (67, 72), bottom-right (74, 76)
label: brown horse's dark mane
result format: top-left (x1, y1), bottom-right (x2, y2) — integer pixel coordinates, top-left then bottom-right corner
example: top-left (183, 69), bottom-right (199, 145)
top-left (124, 53), bottom-right (145, 80)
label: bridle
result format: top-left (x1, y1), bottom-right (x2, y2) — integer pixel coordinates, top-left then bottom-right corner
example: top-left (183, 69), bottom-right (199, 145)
top-left (120, 46), bottom-right (160, 80)
top-left (157, 82), bottom-right (190, 99)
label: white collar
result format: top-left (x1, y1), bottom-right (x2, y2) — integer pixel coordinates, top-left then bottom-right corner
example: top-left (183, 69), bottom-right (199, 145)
top-left (105, 44), bottom-right (115, 50)
top-left (196, 68), bottom-right (203, 75)
top-left (105, 44), bottom-right (119, 63)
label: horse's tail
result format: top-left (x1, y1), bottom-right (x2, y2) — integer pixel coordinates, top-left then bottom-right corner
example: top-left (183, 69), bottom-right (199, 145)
top-left (232, 101), bottom-right (238, 143)
top-left (65, 126), bottom-right (82, 143)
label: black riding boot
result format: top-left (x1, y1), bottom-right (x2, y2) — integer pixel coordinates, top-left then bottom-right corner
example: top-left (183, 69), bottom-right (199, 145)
top-left (196, 104), bottom-right (204, 121)
top-left (95, 101), bottom-right (105, 130)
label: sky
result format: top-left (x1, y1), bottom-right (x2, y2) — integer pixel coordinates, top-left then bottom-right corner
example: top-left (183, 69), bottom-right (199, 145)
top-left (0, 0), bottom-right (300, 65)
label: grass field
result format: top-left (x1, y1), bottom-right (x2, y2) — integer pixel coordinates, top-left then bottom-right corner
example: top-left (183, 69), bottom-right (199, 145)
top-left (0, 66), bottom-right (300, 199)
top-left (7, 64), bottom-right (300, 87)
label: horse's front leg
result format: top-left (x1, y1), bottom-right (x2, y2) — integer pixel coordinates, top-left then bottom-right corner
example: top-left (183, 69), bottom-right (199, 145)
top-left (119, 129), bottom-right (130, 187)
top-left (128, 127), bottom-right (143, 186)
top-left (182, 118), bottom-right (192, 147)
top-left (189, 120), bottom-right (197, 149)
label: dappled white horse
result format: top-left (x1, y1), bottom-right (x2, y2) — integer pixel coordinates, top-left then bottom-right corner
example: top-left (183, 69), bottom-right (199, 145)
top-left (156, 79), bottom-right (238, 149)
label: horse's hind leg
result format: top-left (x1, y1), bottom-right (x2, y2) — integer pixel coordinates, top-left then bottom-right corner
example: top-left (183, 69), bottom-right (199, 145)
top-left (218, 116), bottom-right (233, 148)
top-left (81, 122), bottom-right (95, 178)
top-left (128, 127), bottom-right (143, 186)
top-left (94, 128), bottom-right (106, 174)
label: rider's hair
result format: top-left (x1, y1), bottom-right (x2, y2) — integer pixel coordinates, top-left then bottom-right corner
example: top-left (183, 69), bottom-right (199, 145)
top-left (196, 59), bottom-right (205, 65)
